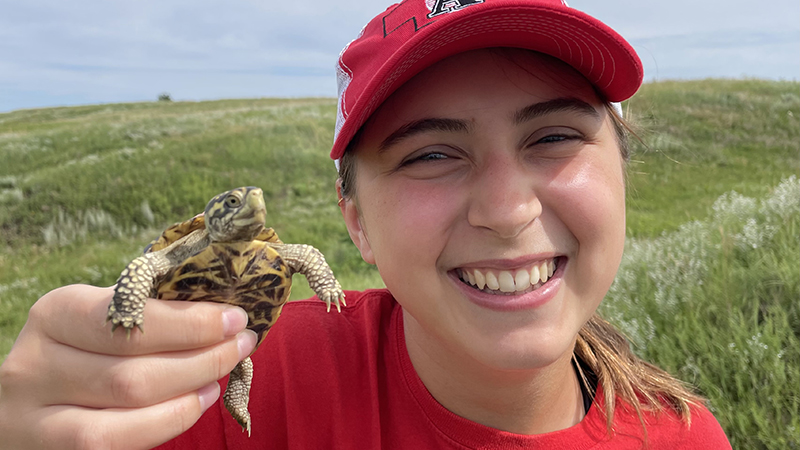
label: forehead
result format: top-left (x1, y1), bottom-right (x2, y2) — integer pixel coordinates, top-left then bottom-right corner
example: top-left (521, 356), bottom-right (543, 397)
top-left (361, 48), bottom-right (602, 134)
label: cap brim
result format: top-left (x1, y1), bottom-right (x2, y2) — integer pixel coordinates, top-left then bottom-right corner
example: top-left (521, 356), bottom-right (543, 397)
top-left (331, 1), bottom-right (642, 160)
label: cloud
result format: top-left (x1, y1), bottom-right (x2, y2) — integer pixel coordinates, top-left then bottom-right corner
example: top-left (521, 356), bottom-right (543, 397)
top-left (632, 29), bottom-right (800, 80)
top-left (1, 0), bottom-right (798, 112)
top-left (569, 0), bottom-right (800, 81)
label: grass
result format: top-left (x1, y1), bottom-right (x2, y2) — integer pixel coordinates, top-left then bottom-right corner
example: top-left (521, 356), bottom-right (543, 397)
top-left (601, 176), bottom-right (799, 449)
top-left (1, 79), bottom-right (798, 448)
top-left (623, 79), bottom-right (799, 237)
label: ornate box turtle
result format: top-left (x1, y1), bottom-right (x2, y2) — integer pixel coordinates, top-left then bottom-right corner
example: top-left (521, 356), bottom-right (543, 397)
top-left (106, 186), bottom-right (345, 436)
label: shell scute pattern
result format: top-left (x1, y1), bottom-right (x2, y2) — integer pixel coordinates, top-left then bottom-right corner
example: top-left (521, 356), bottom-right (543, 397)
top-left (106, 186), bottom-right (345, 436)
top-left (156, 241), bottom-right (291, 346)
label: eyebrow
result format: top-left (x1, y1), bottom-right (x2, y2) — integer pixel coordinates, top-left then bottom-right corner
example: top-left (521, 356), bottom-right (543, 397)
top-left (378, 97), bottom-right (599, 152)
top-left (513, 97), bottom-right (600, 125)
top-left (379, 117), bottom-right (471, 152)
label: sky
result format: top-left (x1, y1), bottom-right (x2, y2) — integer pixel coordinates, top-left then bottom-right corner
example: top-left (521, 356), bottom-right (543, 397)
top-left (1, 0), bottom-right (798, 113)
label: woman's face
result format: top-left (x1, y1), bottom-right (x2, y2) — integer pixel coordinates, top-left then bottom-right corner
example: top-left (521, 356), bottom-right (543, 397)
top-left (343, 49), bottom-right (626, 371)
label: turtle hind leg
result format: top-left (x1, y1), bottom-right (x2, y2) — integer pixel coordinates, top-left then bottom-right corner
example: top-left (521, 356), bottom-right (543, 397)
top-left (224, 357), bottom-right (254, 436)
top-left (107, 256), bottom-right (157, 336)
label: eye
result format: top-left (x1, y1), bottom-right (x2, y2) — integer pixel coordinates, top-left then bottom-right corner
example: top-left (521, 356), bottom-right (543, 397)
top-left (414, 152), bottom-right (448, 162)
top-left (225, 195), bottom-right (241, 207)
top-left (535, 134), bottom-right (575, 145)
top-left (400, 148), bottom-right (452, 167)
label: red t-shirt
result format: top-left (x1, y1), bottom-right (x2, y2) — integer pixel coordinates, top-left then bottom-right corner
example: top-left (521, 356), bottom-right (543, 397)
top-left (155, 289), bottom-right (731, 449)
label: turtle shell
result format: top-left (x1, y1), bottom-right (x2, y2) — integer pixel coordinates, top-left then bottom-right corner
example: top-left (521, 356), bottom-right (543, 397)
top-left (146, 214), bottom-right (289, 348)
top-left (144, 213), bottom-right (282, 254)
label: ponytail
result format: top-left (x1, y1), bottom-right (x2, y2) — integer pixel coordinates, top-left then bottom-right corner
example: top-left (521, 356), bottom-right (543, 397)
top-left (575, 314), bottom-right (703, 437)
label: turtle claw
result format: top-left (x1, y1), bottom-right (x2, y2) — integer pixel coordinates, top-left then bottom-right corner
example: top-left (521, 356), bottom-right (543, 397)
top-left (124, 325), bottom-right (144, 340)
top-left (319, 289), bottom-right (345, 313)
top-left (106, 304), bottom-right (145, 340)
top-left (107, 319), bottom-right (143, 339)
top-left (224, 358), bottom-right (254, 438)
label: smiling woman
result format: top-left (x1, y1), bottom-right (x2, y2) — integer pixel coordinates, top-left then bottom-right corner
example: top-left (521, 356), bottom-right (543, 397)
top-left (338, 46), bottom-right (660, 434)
top-left (0, 1), bottom-right (733, 449)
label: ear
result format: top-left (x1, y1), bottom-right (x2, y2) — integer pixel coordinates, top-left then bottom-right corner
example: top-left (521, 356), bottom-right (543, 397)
top-left (336, 179), bottom-right (375, 265)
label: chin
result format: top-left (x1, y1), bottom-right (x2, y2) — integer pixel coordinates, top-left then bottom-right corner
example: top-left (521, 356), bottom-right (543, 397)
top-left (463, 323), bottom-right (578, 372)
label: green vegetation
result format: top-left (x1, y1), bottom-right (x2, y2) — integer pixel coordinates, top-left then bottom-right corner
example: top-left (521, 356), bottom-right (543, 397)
top-left (1, 80), bottom-right (798, 448)
top-left (602, 176), bottom-right (799, 449)
top-left (624, 79), bottom-right (799, 237)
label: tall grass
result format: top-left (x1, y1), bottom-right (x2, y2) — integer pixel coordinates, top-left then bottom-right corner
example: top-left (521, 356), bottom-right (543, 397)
top-left (602, 176), bottom-right (800, 449)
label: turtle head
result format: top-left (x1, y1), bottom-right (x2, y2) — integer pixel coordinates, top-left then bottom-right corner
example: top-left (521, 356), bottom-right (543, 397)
top-left (204, 186), bottom-right (267, 242)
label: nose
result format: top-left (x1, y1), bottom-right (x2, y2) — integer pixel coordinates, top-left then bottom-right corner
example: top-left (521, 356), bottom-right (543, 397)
top-left (467, 155), bottom-right (542, 239)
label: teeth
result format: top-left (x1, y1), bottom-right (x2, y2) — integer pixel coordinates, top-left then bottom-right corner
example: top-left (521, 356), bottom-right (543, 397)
top-left (498, 271), bottom-right (515, 292)
top-left (459, 259), bottom-right (558, 293)
top-left (538, 262), bottom-right (548, 283)
top-left (514, 269), bottom-right (530, 290)
top-left (485, 272), bottom-right (500, 290)
top-left (474, 270), bottom-right (486, 289)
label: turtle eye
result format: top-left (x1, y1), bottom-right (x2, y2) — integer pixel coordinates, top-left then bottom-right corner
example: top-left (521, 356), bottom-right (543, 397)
top-left (225, 195), bottom-right (241, 208)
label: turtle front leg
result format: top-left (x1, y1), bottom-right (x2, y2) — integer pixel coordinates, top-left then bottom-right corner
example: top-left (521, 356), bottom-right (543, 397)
top-left (106, 252), bottom-right (169, 337)
top-left (270, 243), bottom-right (345, 312)
top-left (224, 357), bottom-right (254, 436)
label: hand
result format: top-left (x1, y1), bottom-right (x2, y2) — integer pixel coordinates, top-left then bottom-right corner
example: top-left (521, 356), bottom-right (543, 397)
top-left (0, 284), bottom-right (256, 450)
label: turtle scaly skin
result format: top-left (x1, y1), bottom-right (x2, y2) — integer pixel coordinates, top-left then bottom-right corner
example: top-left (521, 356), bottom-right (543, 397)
top-left (106, 186), bottom-right (345, 436)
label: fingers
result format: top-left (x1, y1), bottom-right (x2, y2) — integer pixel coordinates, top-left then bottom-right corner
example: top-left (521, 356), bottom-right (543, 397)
top-left (24, 383), bottom-right (220, 450)
top-left (0, 284), bottom-right (258, 449)
top-left (20, 330), bottom-right (256, 409)
top-left (31, 284), bottom-right (249, 355)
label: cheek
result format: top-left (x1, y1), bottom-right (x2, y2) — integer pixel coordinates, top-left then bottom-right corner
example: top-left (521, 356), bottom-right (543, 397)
top-left (562, 162), bottom-right (624, 239)
top-left (549, 152), bottom-right (626, 286)
top-left (361, 179), bottom-right (462, 273)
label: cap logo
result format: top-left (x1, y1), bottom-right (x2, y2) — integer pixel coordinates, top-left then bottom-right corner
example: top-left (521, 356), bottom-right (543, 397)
top-left (383, 0), bottom-right (484, 37)
top-left (426, 0), bottom-right (484, 19)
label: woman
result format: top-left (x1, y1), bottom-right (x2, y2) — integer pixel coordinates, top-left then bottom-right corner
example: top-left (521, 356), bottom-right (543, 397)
top-left (0, 1), bottom-right (731, 448)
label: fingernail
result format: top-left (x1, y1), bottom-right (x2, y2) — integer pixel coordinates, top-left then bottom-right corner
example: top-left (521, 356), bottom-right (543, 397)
top-left (222, 307), bottom-right (248, 336)
top-left (237, 330), bottom-right (257, 360)
top-left (197, 382), bottom-right (220, 412)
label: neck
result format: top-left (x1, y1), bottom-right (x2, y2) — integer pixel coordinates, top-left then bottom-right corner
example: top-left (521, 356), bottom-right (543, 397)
top-left (403, 309), bottom-right (585, 435)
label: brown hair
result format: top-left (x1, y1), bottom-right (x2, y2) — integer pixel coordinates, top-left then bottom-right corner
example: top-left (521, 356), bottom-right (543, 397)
top-left (337, 102), bottom-right (703, 439)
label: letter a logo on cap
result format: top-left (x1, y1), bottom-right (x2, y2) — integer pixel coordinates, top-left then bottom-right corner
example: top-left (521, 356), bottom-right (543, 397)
top-left (427, 0), bottom-right (484, 19)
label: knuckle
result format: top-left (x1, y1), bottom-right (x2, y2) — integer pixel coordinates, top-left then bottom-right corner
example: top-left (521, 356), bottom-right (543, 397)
top-left (108, 363), bottom-right (152, 407)
top-left (29, 284), bottom-right (102, 330)
top-left (26, 294), bottom-right (50, 325)
top-left (0, 353), bottom-right (23, 388)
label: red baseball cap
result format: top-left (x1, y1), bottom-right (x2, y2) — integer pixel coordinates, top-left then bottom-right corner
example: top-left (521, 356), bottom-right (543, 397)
top-left (331, 0), bottom-right (643, 161)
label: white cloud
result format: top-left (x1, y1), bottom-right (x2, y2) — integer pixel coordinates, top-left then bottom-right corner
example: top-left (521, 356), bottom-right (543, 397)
top-left (1, 0), bottom-right (797, 112)
top-left (570, 0), bottom-right (800, 81)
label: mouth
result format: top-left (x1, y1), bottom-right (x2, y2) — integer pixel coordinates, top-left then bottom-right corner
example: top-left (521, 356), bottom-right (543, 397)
top-left (454, 257), bottom-right (562, 296)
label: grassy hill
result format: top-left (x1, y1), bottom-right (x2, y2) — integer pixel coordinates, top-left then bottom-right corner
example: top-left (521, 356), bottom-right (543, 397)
top-left (1, 80), bottom-right (798, 448)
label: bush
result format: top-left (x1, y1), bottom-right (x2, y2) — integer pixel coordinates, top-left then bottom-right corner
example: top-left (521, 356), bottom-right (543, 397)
top-left (602, 177), bottom-right (800, 449)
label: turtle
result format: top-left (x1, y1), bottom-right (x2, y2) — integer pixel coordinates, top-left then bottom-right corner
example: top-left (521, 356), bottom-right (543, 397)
top-left (106, 186), bottom-right (345, 436)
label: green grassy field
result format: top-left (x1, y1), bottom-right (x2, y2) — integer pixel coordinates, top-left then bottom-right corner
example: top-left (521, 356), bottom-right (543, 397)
top-left (1, 79), bottom-right (798, 448)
